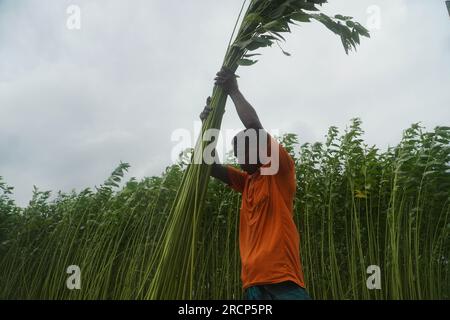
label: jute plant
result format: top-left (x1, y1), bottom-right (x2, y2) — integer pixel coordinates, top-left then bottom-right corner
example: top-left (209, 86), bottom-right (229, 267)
top-left (147, 0), bottom-right (370, 299)
top-left (0, 124), bottom-right (448, 299)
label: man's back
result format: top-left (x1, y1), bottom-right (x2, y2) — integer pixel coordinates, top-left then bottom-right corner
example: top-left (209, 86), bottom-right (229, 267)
top-left (226, 139), bottom-right (305, 290)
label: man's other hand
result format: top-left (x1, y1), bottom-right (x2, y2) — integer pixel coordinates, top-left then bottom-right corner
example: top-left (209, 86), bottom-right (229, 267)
top-left (200, 96), bottom-right (212, 122)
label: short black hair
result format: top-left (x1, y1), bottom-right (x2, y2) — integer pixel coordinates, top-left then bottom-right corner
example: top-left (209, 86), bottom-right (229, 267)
top-left (232, 128), bottom-right (261, 161)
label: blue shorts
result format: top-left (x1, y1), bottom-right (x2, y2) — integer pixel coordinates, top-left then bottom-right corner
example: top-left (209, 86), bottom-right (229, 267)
top-left (244, 281), bottom-right (312, 300)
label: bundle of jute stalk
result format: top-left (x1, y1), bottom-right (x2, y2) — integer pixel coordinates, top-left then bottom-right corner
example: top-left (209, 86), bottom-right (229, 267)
top-left (147, 0), bottom-right (370, 299)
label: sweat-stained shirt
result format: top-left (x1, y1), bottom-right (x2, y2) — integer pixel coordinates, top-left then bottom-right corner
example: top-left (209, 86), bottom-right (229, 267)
top-left (226, 136), bottom-right (305, 290)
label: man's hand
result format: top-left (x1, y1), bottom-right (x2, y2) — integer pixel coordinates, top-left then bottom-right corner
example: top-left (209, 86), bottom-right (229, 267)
top-left (215, 68), bottom-right (238, 95)
top-left (198, 95), bottom-right (230, 185)
top-left (200, 96), bottom-right (212, 122)
top-left (215, 68), bottom-right (262, 130)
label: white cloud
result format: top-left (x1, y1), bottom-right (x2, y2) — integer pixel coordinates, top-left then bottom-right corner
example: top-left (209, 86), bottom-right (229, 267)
top-left (0, 0), bottom-right (449, 206)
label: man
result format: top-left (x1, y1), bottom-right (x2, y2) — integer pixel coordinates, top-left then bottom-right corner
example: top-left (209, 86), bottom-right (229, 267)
top-left (199, 68), bottom-right (311, 300)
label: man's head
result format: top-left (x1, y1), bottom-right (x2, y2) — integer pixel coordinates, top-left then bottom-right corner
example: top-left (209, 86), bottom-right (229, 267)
top-left (232, 128), bottom-right (264, 175)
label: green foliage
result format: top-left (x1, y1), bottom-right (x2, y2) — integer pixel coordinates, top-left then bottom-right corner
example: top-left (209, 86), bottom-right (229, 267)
top-left (0, 121), bottom-right (448, 300)
top-left (230, 0), bottom-right (370, 60)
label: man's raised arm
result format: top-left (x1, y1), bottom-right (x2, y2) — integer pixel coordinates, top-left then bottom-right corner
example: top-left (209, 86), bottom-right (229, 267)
top-left (215, 68), bottom-right (263, 130)
top-left (199, 97), bottom-right (230, 185)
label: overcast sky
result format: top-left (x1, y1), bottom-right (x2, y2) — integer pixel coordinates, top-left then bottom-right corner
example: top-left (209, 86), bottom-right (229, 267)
top-left (1, 0), bottom-right (449, 206)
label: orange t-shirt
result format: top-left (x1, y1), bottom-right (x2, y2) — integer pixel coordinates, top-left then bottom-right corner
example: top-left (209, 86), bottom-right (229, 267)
top-left (226, 137), bottom-right (305, 290)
